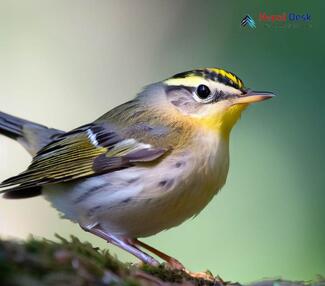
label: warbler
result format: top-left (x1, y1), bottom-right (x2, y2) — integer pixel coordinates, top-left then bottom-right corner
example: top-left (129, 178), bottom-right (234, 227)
top-left (0, 68), bottom-right (274, 272)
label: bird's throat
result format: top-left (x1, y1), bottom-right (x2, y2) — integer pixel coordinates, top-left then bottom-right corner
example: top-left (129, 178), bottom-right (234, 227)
top-left (199, 104), bottom-right (247, 139)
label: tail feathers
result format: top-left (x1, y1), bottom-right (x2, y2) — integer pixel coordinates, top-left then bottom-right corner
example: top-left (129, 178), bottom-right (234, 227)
top-left (0, 111), bottom-right (64, 155)
top-left (2, 186), bottom-right (42, 199)
top-left (0, 111), bottom-right (27, 140)
top-left (0, 111), bottom-right (62, 199)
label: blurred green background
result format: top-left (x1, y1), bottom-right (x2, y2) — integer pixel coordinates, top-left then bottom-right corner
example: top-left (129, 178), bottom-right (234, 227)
top-left (0, 0), bottom-right (324, 283)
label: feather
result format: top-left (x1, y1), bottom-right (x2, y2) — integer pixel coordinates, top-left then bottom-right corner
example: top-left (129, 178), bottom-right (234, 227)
top-left (3, 186), bottom-right (42, 199)
top-left (0, 111), bottom-right (64, 155)
top-left (0, 122), bottom-right (170, 192)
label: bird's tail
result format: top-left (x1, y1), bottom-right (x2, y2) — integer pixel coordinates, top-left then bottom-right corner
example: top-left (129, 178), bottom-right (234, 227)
top-left (0, 111), bottom-right (64, 156)
top-left (0, 111), bottom-right (27, 140)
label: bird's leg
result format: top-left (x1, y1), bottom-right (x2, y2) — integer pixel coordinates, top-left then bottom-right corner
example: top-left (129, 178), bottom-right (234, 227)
top-left (132, 239), bottom-right (185, 270)
top-left (80, 224), bottom-right (159, 267)
top-left (132, 239), bottom-right (215, 281)
top-left (81, 225), bottom-right (215, 281)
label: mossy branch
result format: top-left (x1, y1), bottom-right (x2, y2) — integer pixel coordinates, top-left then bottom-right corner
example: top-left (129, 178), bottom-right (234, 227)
top-left (0, 235), bottom-right (323, 286)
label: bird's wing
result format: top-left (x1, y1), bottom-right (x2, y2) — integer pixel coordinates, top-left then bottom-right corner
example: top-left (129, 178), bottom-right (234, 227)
top-left (0, 123), bottom-right (170, 192)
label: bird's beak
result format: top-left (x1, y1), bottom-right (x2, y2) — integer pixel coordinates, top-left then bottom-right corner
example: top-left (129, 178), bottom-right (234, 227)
top-left (232, 90), bottom-right (275, 105)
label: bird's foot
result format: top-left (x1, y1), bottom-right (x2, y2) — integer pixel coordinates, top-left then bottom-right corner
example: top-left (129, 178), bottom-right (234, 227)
top-left (162, 257), bottom-right (216, 282)
top-left (140, 256), bottom-right (160, 267)
top-left (184, 269), bottom-right (216, 282)
top-left (164, 257), bottom-right (185, 270)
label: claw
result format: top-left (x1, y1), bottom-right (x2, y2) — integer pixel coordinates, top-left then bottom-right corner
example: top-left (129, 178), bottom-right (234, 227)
top-left (146, 256), bottom-right (160, 267)
top-left (164, 257), bottom-right (185, 270)
top-left (184, 269), bottom-right (216, 282)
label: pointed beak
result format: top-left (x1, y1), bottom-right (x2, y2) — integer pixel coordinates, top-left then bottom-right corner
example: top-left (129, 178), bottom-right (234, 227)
top-left (232, 90), bottom-right (276, 105)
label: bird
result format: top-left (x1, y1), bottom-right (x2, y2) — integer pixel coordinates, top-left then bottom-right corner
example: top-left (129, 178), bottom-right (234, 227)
top-left (0, 67), bottom-right (274, 274)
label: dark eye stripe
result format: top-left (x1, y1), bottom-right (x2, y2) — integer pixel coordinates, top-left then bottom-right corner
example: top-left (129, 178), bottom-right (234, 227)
top-left (165, 85), bottom-right (195, 94)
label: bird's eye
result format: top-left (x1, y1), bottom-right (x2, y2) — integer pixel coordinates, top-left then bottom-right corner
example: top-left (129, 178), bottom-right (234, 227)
top-left (196, 84), bottom-right (211, 100)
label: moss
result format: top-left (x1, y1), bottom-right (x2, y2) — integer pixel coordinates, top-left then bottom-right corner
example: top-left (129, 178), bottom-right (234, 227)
top-left (140, 263), bottom-right (186, 283)
top-left (0, 236), bottom-right (323, 286)
top-left (0, 235), bottom-right (131, 286)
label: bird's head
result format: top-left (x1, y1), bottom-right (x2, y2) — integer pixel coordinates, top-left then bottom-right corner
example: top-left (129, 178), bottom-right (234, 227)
top-left (153, 68), bottom-right (275, 138)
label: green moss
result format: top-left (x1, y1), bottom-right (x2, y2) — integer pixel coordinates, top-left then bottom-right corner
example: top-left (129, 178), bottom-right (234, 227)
top-left (0, 235), bottom-right (131, 286)
top-left (0, 236), bottom-right (323, 286)
top-left (140, 263), bottom-right (186, 283)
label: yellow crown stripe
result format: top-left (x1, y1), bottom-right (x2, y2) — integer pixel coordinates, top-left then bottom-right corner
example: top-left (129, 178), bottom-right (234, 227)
top-left (207, 68), bottom-right (243, 89)
top-left (167, 68), bottom-right (244, 90)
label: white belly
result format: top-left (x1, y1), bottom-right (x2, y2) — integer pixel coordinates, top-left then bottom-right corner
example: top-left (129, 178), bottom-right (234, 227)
top-left (43, 132), bottom-right (229, 238)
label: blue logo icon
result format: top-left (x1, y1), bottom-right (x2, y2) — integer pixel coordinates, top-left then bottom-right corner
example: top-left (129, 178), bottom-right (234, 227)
top-left (241, 15), bottom-right (256, 28)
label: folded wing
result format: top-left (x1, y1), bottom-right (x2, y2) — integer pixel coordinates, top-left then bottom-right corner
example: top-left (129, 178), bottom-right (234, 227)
top-left (0, 123), bottom-right (169, 192)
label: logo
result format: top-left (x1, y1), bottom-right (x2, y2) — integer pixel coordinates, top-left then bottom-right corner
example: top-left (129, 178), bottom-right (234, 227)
top-left (259, 12), bottom-right (311, 22)
top-left (241, 15), bottom-right (256, 28)
top-left (241, 12), bottom-right (312, 30)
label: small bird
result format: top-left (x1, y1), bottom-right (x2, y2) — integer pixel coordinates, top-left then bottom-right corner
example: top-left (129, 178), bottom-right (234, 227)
top-left (0, 68), bottom-right (274, 273)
